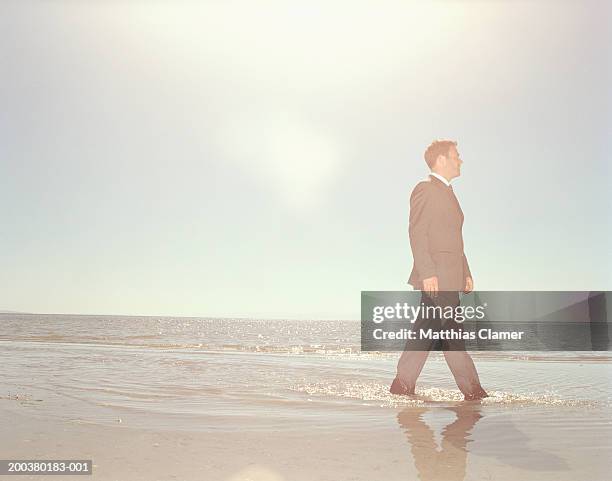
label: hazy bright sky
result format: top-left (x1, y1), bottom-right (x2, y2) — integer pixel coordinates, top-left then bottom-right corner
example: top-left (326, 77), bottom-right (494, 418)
top-left (1, 1), bottom-right (610, 319)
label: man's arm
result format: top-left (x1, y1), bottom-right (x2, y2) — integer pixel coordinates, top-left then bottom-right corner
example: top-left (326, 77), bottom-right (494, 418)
top-left (462, 254), bottom-right (471, 279)
top-left (463, 254), bottom-right (473, 293)
top-left (409, 182), bottom-right (436, 281)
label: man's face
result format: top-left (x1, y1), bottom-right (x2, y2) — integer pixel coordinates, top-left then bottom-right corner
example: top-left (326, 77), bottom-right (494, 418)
top-left (445, 146), bottom-right (463, 179)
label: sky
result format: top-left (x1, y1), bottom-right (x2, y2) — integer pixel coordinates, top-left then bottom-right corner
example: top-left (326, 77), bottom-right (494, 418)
top-left (1, 0), bottom-right (610, 319)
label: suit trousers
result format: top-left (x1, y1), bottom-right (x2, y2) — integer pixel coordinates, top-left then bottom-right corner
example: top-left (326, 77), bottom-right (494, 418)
top-left (396, 291), bottom-right (484, 396)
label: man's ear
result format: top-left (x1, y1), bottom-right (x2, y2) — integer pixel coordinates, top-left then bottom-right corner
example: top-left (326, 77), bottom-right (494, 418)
top-left (436, 154), bottom-right (446, 167)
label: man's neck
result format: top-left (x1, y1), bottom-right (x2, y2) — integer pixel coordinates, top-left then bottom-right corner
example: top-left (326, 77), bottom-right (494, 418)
top-left (430, 171), bottom-right (451, 186)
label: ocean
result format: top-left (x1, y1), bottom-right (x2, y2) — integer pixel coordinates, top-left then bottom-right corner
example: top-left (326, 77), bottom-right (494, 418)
top-left (1, 313), bottom-right (611, 480)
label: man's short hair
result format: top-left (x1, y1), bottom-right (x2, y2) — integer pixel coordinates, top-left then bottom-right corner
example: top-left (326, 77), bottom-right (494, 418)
top-left (424, 140), bottom-right (457, 169)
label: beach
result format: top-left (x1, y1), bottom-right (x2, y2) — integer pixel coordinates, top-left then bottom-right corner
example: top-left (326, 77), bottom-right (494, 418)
top-left (1, 314), bottom-right (611, 480)
top-left (3, 1), bottom-right (611, 479)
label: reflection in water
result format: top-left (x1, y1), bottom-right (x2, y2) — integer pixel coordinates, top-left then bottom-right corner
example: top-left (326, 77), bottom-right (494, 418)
top-left (397, 404), bottom-right (483, 481)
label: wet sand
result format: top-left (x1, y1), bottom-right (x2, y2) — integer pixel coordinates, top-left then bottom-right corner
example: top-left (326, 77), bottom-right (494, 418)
top-left (2, 398), bottom-right (610, 481)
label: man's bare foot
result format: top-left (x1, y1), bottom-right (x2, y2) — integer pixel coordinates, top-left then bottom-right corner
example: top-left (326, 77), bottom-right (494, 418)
top-left (390, 377), bottom-right (415, 396)
top-left (463, 386), bottom-right (488, 401)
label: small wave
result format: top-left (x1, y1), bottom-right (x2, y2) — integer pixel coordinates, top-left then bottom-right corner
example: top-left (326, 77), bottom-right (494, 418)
top-left (1, 338), bottom-right (611, 364)
top-left (288, 381), bottom-right (600, 408)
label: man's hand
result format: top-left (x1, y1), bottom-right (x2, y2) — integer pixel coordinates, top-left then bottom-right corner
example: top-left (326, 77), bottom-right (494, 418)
top-left (422, 276), bottom-right (439, 298)
top-left (464, 276), bottom-right (474, 294)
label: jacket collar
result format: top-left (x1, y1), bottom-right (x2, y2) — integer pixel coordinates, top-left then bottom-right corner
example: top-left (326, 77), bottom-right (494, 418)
top-left (429, 173), bottom-right (452, 189)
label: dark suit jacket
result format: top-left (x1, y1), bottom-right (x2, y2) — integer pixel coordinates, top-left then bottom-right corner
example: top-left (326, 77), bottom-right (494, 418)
top-left (407, 175), bottom-right (472, 291)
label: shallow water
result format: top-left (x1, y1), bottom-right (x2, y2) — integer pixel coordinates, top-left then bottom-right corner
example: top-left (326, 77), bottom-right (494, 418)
top-left (1, 314), bottom-right (611, 480)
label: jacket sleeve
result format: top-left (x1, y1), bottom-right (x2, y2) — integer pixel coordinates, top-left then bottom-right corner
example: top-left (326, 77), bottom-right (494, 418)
top-left (462, 253), bottom-right (472, 279)
top-left (409, 183), bottom-right (436, 280)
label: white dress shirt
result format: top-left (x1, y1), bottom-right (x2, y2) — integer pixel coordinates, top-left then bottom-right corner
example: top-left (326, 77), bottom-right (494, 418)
top-left (429, 172), bottom-right (451, 187)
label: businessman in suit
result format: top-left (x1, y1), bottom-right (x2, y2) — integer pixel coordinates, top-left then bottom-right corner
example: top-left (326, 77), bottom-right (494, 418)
top-left (390, 140), bottom-right (488, 401)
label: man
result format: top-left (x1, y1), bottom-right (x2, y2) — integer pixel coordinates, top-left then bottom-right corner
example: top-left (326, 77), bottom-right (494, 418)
top-left (390, 140), bottom-right (488, 401)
